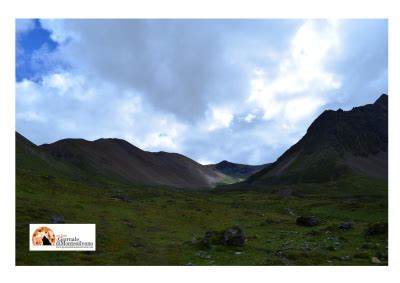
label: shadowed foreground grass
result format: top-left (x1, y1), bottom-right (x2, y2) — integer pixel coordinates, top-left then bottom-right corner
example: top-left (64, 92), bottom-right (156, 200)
top-left (16, 170), bottom-right (387, 266)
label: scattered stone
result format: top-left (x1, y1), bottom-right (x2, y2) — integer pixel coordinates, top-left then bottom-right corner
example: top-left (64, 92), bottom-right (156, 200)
top-left (234, 252), bottom-right (242, 255)
top-left (195, 251), bottom-right (211, 259)
top-left (231, 203), bottom-right (240, 209)
top-left (222, 226), bottom-right (246, 246)
top-left (324, 225), bottom-right (338, 232)
top-left (364, 223), bottom-right (388, 236)
top-left (338, 221), bottom-right (355, 230)
top-left (41, 174), bottom-right (55, 181)
top-left (186, 262), bottom-right (194, 266)
top-left (307, 230), bottom-right (320, 236)
top-left (326, 245), bottom-right (336, 251)
top-left (49, 215), bottom-right (65, 224)
top-left (284, 208), bottom-right (297, 217)
top-left (296, 216), bottom-right (320, 227)
top-left (371, 257), bottom-right (381, 264)
top-left (109, 195), bottom-right (129, 202)
top-left (130, 242), bottom-right (144, 248)
top-left (197, 231), bottom-right (215, 249)
top-left (248, 234), bottom-right (259, 240)
top-left (340, 256), bottom-right (350, 261)
top-left (264, 219), bottom-right (274, 225)
top-left (195, 226), bottom-right (247, 249)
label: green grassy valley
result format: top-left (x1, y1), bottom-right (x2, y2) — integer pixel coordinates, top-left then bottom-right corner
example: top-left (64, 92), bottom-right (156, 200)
top-left (16, 167), bottom-right (387, 265)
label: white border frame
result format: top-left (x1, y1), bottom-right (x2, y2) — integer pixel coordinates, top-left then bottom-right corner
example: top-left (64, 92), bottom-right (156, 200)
top-left (1, 0), bottom-right (399, 282)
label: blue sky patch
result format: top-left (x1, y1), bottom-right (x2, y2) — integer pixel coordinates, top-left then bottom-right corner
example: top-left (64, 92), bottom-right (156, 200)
top-left (16, 19), bottom-right (59, 82)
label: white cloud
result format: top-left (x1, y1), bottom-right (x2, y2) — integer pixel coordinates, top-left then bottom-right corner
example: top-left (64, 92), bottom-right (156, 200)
top-left (284, 96), bottom-right (327, 124)
top-left (207, 106), bottom-right (234, 131)
top-left (39, 20), bottom-right (75, 43)
top-left (43, 73), bottom-right (71, 94)
top-left (16, 19), bottom-right (387, 164)
top-left (16, 111), bottom-right (46, 123)
top-left (16, 74), bottom-right (188, 153)
top-left (244, 113), bottom-right (256, 123)
top-left (248, 20), bottom-right (342, 131)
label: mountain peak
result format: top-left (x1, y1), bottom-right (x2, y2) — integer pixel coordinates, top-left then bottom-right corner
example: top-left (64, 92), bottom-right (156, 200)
top-left (246, 93), bottom-right (388, 185)
top-left (374, 93), bottom-right (388, 106)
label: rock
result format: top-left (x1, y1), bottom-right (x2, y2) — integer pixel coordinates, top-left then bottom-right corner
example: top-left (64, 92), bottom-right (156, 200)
top-left (130, 242), bottom-right (144, 248)
top-left (234, 252), bottom-right (242, 255)
top-left (284, 208), bottom-right (297, 217)
top-left (195, 251), bottom-right (211, 259)
top-left (231, 203), bottom-right (240, 209)
top-left (49, 215), bottom-right (65, 224)
top-left (109, 195), bottom-right (129, 202)
top-left (361, 242), bottom-right (373, 249)
top-left (340, 256), bottom-right (350, 261)
top-left (296, 216), bottom-right (320, 227)
top-left (338, 221), bottom-right (355, 230)
top-left (195, 226), bottom-right (246, 248)
top-left (371, 257), bottom-right (381, 264)
top-left (326, 245), bottom-right (336, 251)
top-left (222, 226), bottom-right (246, 246)
top-left (248, 234), bottom-right (259, 240)
top-left (197, 231), bottom-right (215, 249)
top-left (364, 223), bottom-right (388, 236)
top-left (307, 230), bottom-right (320, 236)
top-left (265, 219), bottom-right (282, 225)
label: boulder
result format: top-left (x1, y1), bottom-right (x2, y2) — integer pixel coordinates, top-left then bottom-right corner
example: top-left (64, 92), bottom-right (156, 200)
top-left (296, 216), bottom-right (320, 227)
top-left (197, 226), bottom-right (246, 248)
top-left (371, 257), bottom-right (381, 264)
top-left (49, 215), bottom-right (65, 224)
top-left (222, 226), bottom-right (246, 246)
top-left (195, 251), bottom-right (211, 259)
top-left (338, 221), bottom-right (355, 230)
top-left (364, 223), bottom-right (388, 236)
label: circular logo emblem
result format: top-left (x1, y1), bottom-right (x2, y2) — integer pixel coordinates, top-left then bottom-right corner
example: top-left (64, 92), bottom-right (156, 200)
top-left (32, 226), bottom-right (56, 246)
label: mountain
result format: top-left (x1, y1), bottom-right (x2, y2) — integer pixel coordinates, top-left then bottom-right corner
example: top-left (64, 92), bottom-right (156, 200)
top-left (39, 137), bottom-right (226, 189)
top-left (16, 131), bottom-right (82, 178)
top-left (246, 94), bottom-right (388, 186)
top-left (206, 160), bottom-right (269, 180)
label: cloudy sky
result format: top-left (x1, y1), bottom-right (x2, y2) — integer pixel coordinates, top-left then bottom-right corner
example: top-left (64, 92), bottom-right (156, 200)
top-left (16, 19), bottom-right (387, 165)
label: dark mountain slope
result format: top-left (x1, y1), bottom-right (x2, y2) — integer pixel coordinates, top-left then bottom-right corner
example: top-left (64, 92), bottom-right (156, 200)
top-left (246, 94), bottom-right (388, 186)
top-left (206, 160), bottom-right (269, 179)
top-left (39, 138), bottom-right (226, 189)
top-left (17, 131), bottom-right (79, 177)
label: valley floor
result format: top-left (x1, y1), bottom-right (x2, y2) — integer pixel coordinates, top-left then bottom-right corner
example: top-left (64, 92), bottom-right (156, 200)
top-left (16, 171), bottom-right (388, 265)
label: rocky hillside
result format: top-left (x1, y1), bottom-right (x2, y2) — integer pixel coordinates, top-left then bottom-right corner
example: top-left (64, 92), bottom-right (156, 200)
top-left (246, 94), bottom-right (388, 185)
top-left (206, 160), bottom-right (269, 179)
top-left (39, 137), bottom-right (226, 189)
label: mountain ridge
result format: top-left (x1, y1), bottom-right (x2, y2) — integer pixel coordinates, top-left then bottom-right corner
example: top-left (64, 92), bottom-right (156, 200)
top-left (206, 160), bottom-right (269, 180)
top-left (245, 94), bottom-right (388, 186)
top-left (38, 135), bottom-right (227, 189)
